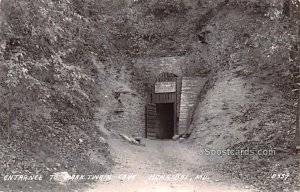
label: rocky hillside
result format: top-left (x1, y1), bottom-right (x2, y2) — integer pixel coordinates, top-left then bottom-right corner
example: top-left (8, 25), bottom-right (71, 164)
top-left (186, 1), bottom-right (300, 192)
top-left (0, 0), bottom-right (299, 191)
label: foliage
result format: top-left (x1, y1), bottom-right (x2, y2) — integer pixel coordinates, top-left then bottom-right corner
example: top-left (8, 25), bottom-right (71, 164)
top-left (0, 0), bottom-right (120, 176)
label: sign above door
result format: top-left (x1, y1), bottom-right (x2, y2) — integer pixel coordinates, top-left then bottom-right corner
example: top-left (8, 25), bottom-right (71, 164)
top-left (155, 82), bottom-right (176, 93)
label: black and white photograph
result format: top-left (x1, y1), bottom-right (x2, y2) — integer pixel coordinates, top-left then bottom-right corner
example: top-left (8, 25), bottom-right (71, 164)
top-left (0, 0), bottom-right (299, 191)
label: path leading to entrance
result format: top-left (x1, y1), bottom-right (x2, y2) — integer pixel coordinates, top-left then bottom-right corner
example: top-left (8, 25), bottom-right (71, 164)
top-left (85, 137), bottom-right (256, 192)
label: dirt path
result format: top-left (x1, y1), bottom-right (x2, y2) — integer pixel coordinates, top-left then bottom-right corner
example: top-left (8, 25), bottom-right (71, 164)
top-left (85, 137), bottom-right (257, 192)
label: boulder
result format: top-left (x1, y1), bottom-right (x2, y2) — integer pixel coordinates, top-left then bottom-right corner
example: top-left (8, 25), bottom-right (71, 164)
top-left (99, 137), bottom-right (107, 144)
top-left (134, 137), bottom-right (142, 143)
top-left (172, 135), bottom-right (180, 141)
top-left (120, 134), bottom-right (139, 145)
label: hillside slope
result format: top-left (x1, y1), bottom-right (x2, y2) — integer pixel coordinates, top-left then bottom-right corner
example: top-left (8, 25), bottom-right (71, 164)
top-left (187, 2), bottom-right (299, 192)
top-left (0, 0), bottom-right (299, 192)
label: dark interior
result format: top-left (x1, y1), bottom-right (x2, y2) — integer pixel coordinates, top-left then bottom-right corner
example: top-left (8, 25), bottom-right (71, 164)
top-left (156, 103), bottom-right (174, 139)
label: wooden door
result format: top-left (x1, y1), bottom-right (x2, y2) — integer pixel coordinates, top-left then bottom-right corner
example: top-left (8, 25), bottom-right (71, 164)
top-left (146, 103), bottom-right (157, 139)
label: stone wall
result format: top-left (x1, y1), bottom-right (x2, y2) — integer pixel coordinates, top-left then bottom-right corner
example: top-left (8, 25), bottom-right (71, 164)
top-left (178, 77), bottom-right (207, 135)
top-left (133, 56), bottom-right (185, 79)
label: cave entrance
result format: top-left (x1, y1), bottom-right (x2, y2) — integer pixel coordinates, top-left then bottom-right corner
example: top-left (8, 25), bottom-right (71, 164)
top-left (145, 72), bottom-right (179, 139)
top-left (156, 103), bottom-right (175, 139)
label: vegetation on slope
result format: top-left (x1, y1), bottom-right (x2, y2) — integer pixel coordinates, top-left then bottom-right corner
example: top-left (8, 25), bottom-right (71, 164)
top-left (0, 0), bottom-right (299, 191)
top-left (0, 0), bottom-right (126, 190)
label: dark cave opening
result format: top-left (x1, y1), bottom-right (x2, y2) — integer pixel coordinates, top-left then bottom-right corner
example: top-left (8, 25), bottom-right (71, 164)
top-left (156, 103), bottom-right (175, 139)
